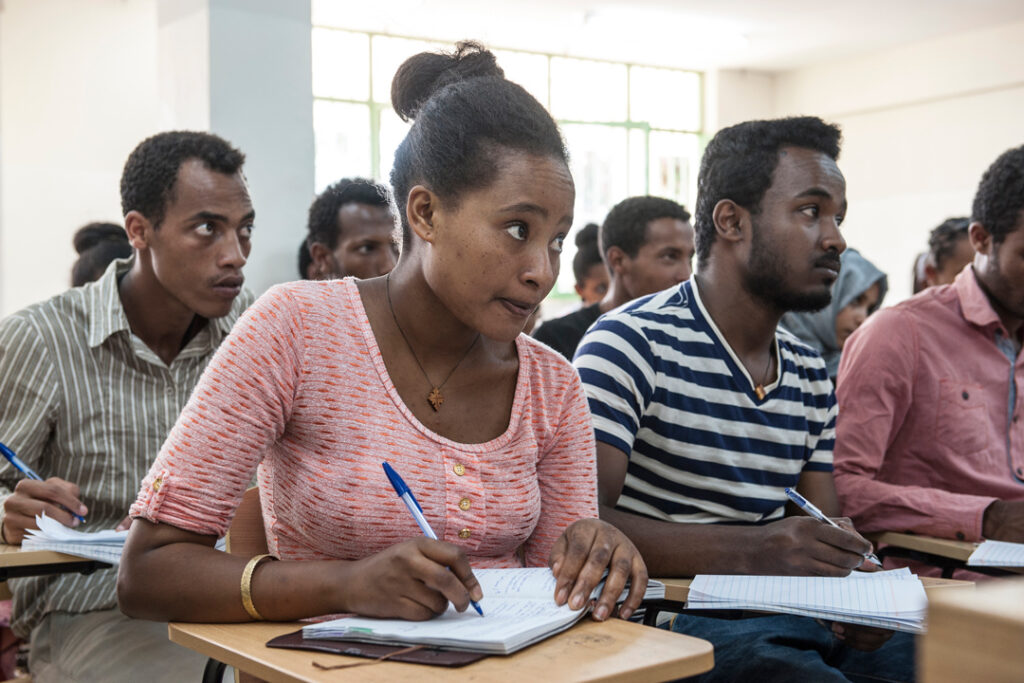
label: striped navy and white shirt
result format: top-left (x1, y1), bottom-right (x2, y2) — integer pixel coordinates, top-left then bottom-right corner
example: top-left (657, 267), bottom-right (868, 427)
top-left (0, 258), bottom-right (252, 637)
top-left (574, 279), bottom-right (835, 526)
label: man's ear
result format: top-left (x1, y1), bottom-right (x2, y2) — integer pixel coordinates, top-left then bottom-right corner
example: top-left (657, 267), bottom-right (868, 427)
top-left (406, 185), bottom-right (439, 244)
top-left (605, 246), bottom-right (629, 277)
top-left (968, 221), bottom-right (992, 256)
top-left (123, 211), bottom-right (152, 251)
top-left (712, 199), bottom-right (747, 245)
top-left (308, 241), bottom-right (335, 280)
top-left (923, 262), bottom-right (940, 288)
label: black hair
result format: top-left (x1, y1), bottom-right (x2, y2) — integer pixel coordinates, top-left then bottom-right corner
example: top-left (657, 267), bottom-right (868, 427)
top-left (600, 196), bottom-right (691, 260)
top-left (971, 145), bottom-right (1024, 243)
top-left (120, 131), bottom-right (245, 228)
top-left (694, 116), bottom-right (842, 265)
top-left (571, 223), bottom-right (602, 284)
top-left (389, 41), bottom-right (568, 247)
top-left (71, 222), bottom-right (132, 287)
top-left (927, 217), bottom-right (970, 270)
top-left (298, 237), bottom-right (313, 279)
top-left (306, 178), bottom-right (392, 249)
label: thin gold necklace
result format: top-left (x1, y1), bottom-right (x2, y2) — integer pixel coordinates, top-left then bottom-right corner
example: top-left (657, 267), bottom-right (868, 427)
top-left (385, 272), bottom-right (480, 411)
top-left (754, 340), bottom-right (775, 400)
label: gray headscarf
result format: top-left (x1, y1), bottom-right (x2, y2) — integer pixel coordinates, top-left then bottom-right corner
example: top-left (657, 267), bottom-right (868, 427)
top-left (780, 248), bottom-right (888, 378)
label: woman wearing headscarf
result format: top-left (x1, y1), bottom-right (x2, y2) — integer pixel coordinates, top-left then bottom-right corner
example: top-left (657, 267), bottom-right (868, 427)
top-left (781, 248), bottom-right (887, 381)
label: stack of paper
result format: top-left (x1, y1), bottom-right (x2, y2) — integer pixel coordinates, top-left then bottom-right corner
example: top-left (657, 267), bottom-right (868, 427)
top-left (303, 567), bottom-right (664, 654)
top-left (967, 539), bottom-right (1024, 567)
top-left (687, 568), bottom-right (928, 633)
top-left (21, 513), bottom-right (127, 564)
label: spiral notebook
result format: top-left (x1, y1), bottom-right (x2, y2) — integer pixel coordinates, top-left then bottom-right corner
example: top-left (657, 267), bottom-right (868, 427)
top-left (686, 568), bottom-right (928, 633)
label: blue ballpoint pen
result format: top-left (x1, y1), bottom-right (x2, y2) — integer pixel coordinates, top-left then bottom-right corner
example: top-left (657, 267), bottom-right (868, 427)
top-left (0, 440), bottom-right (86, 524)
top-left (784, 487), bottom-right (882, 567)
top-left (382, 461), bottom-right (484, 616)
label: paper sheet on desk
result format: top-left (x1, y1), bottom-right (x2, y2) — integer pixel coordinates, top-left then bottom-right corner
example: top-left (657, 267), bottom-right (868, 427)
top-left (687, 568), bottom-right (928, 633)
top-left (967, 539), bottom-right (1024, 566)
top-left (21, 513), bottom-right (127, 564)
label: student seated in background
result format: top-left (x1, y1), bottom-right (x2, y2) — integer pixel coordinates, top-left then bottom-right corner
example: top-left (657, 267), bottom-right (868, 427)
top-left (297, 236), bottom-right (316, 280)
top-left (574, 117), bottom-right (914, 683)
top-left (118, 42), bottom-right (647, 629)
top-left (834, 145), bottom-right (1024, 559)
top-left (923, 216), bottom-right (973, 289)
top-left (533, 195), bottom-right (693, 361)
top-left (571, 222), bottom-right (608, 306)
top-left (781, 247), bottom-right (887, 381)
top-left (306, 177), bottom-right (399, 280)
top-left (0, 131), bottom-right (254, 682)
top-left (70, 221), bottom-right (133, 287)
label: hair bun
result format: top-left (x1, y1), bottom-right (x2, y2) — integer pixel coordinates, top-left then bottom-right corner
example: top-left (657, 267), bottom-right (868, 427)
top-left (391, 41), bottom-right (504, 122)
top-left (73, 222), bottom-right (127, 254)
top-left (574, 223), bottom-right (600, 248)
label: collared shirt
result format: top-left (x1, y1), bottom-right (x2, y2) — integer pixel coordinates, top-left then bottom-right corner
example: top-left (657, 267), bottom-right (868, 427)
top-left (0, 258), bottom-right (252, 637)
top-left (574, 279), bottom-right (836, 525)
top-left (834, 267), bottom-right (1024, 544)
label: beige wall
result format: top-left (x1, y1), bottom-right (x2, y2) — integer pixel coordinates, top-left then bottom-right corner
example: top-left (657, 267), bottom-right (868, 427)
top-left (773, 21), bottom-right (1024, 300)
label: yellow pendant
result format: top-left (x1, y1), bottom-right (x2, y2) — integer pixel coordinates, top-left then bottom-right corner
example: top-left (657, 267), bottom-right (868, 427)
top-left (428, 387), bottom-right (444, 411)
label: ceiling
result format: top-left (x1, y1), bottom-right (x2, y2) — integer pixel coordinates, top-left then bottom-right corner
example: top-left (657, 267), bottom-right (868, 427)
top-left (314, 0), bottom-right (1024, 71)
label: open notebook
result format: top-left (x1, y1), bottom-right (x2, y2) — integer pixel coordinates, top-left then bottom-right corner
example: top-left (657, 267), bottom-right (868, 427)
top-left (302, 567), bottom-right (664, 655)
top-left (687, 568), bottom-right (928, 633)
top-left (21, 513), bottom-right (127, 564)
top-left (967, 539), bottom-right (1024, 567)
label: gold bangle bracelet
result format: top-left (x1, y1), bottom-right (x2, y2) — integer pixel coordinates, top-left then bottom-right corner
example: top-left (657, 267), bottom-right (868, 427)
top-left (240, 553), bottom-right (276, 620)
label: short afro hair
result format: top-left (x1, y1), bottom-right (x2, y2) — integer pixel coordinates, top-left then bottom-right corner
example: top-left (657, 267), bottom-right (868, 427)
top-left (971, 145), bottom-right (1024, 243)
top-left (600, 196), bottom-right (691, 259)
top-left (120, 131), bottom-right (245, 227)
top-left (306, 178), bottom-right (392, 249)
top-left (695, 116), bottom-right (841, 266)
top-left (927, 217), bottom-right (969, 270)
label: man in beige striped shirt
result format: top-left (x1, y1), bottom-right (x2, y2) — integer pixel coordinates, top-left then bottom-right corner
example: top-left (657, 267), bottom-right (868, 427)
top-left (0, 131), bottom-right (255, 682)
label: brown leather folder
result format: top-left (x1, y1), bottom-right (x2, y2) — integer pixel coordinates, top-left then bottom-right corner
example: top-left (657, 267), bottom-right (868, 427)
top-left (266, 629), bottom-right (488, 667)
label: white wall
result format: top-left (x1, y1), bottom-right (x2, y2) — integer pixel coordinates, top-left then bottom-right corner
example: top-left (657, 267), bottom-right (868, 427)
top-left (0, 0), bottom-right (160, 315)
top-left (0, 0), bottom-right (313, 316)
top-left (774, 21), bottom-right (1024, 301)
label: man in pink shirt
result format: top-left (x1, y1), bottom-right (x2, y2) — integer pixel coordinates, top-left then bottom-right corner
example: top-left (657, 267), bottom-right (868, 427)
top-left (834, 145), bottom-right (1024, 557)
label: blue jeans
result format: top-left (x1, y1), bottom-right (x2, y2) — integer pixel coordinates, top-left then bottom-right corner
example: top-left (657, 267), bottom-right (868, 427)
top-left (669, 612), bottom-right (916, 683)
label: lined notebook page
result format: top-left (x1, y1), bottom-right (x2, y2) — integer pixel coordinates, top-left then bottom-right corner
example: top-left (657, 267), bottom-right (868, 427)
top-left (20, 513), bottom-right (128, 564)
top-left (968, 539), bottom-right (1024, 567)
top-left (687, 569), bottom-right (928, 633)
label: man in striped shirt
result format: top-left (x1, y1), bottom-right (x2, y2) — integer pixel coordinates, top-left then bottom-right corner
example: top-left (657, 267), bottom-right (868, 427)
top-left (575, 117), bottom-right (915, 682)
top-left (0, 131), bottom-right (254, 681)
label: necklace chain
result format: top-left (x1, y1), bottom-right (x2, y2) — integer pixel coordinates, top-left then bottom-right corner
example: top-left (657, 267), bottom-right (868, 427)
top-left (385, 272), bottom-right (480, 411)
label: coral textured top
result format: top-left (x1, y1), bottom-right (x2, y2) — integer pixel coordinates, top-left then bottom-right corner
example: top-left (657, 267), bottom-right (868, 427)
top-left (131, 279), bottom-right (598, 568)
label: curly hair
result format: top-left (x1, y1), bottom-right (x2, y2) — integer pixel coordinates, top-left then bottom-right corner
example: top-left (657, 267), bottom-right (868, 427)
top-left (306, 178), bottom-right (392, 249)
top-left (120, 131), bottom-right (245, 228)
top-left (600, 196), bottom-right (691, 259)
top-left (971, 145), bottom-right (1024, 243)
top-left (390, 41), bottom-right (568, 247)
top-left (927, 217), bottom-right (969, 270)
top-left (694, 116), bottom-right (841, 265)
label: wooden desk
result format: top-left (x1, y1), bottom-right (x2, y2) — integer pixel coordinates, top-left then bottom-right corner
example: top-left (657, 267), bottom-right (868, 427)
top-left (169, 617), bottom-right (714, 683)
top-left (0, 543), bottom-right (111, 581)
top-left (920, 577), bottom-right (1024, 683)
top-left (866, 532), bottom-right (1023, 576)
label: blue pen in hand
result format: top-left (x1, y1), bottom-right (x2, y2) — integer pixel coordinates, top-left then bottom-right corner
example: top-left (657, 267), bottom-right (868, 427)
top-left (0, 440), bottom-right (87, 524)
top-left (784, 487), bottom-right (882, 567)
top-left (382, 461), bottom-right (484, 616)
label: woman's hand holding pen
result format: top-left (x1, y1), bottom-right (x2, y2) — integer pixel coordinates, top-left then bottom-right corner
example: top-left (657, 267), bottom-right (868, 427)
top-left (2, 477), bottom-right (88, 543)
top-left (340, 538), bottom-right (483, 621)
top-left (754, 516), bottom-right (872, 577)
top-left (548, 518), bottom-right (648, 622)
